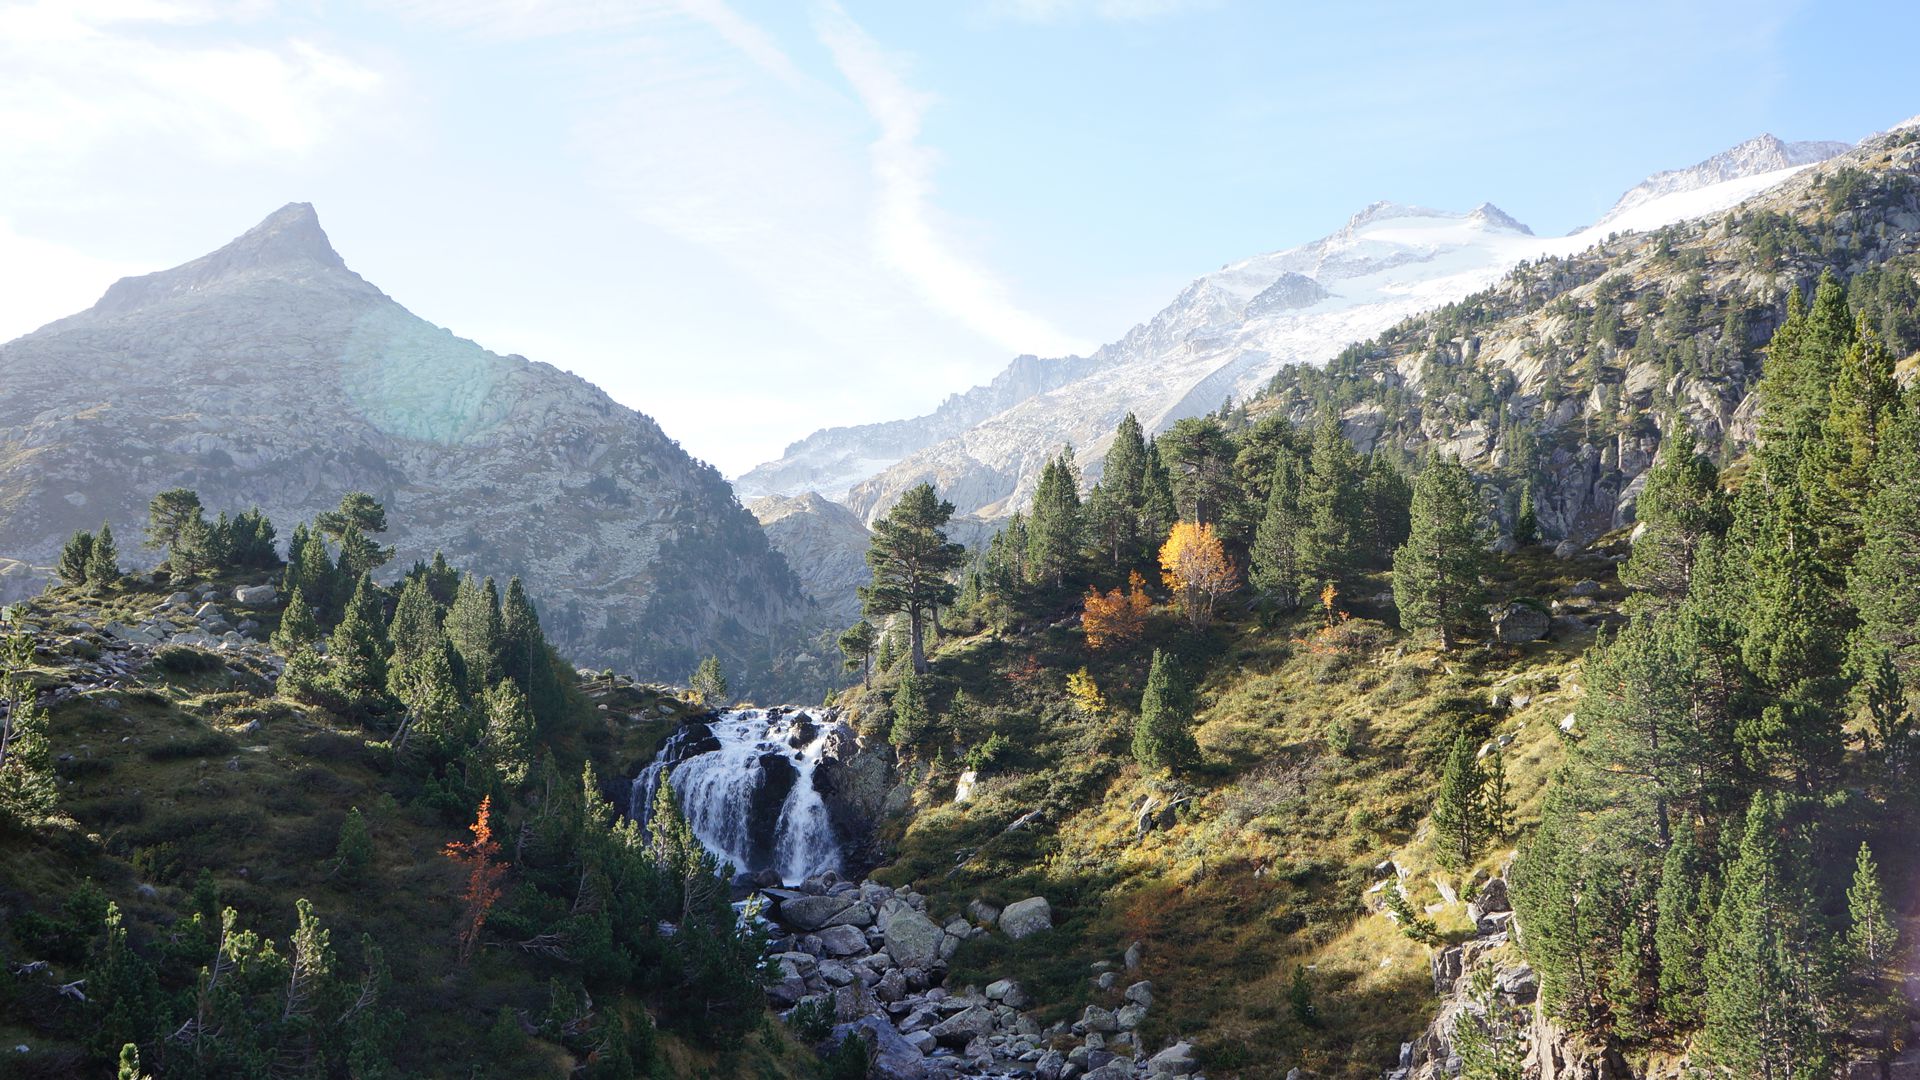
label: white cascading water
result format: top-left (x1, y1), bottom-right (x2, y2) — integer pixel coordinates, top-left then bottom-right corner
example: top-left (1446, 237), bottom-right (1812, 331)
top-left (629, 708), bottom-right (843, 885)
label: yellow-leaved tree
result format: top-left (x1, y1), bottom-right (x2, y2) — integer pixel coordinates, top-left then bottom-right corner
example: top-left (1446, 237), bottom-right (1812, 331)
top-left (1081, 570), bottom-right (1152, 650)
top-left (1159, 521), bottom-right (1237, 628)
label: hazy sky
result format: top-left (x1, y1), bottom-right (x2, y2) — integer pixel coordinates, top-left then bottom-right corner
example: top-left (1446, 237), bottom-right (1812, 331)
top-left (2, 0), bottom-right (1915, 476)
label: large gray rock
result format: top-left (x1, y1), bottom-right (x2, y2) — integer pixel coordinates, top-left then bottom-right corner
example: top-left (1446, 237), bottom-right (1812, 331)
top-left (779, 894), bottom-right (855, 932)
top-left (883, 908), bottom-right (944, 969)
top-left (830, 1016), bottom-right (929, 1080)
top-left (1148, 1040), bottom-right (1200, 1075)
top-left (1492, 603), bottom-right (1550, 643)
top-left (999, 896), bottom-right (1053, 940)
top-left (232, 584), bottom-right (276, 605)
top-left (928, 1005), bottom-right (995, 1047)
top-left (816, 924), bottom-right (869, 957)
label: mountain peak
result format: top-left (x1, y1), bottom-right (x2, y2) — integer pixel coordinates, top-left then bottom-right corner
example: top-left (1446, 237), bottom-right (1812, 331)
top-left (1594, 134), bottom-right (1851, 229)
top-left (89, 202), bottom-right (359, 318)
top-left (1467, 202), bottom-right (1534, 235)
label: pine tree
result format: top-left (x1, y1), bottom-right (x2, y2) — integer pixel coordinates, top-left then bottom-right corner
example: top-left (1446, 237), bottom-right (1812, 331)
top-left (289, 526), bottom-right (343, 625)
top-left (1859, 650), bottom-right (1916, 781)
top-left (860, 484), bottom-right (965, 675)
top-left (1621, 428), bottom-right (1726, 605)
top-left (1297, 414), bottom-right (1365, 589)
top-left (145, 487), bottom-right (207, 576)
top-left (497, 578), bottom-right (562, 731)
top-left (391, 636), bottom-right (468, 753)
top-left (87, 522), bottom-right (121, 587)
top-left (1132, 650), bottom-right (1198, 774)
top-left (689, 655), bottom-right (728, 709)
top-left (118, 1044), bottom-right (149, 1080)
top-left (1249, 455), bottom-right (1305, 613)
top-left (327, 574), bottom-right (391, 715)
top-left (1846, 841), bottom-right (1896, 973)
top-left (483, 680), bottom-right (537, 788)
top-left (57, 529), bottom-right (94, 586)
top-left (1026, 448), bottom-right (1084, 586)
top-left (1653, 829), bottom-right (1707, 1027)
top-left (386, 575), bottom-right (445, 674)
top-left (1513, 481), bottom-right (1539, 546)
top-left (1432, 731), bottom-right (1487, 870)
top-left (1358, 453), bottom-right (1413, 566)
top-left (1849, 405), bottom-right (1920, 683)
top-left (273, 587), bottom-right (323, 655)
top-left (0, 633), bottom-right (56, 825)
top-left (334, 523), bottom-right (385, 583)
top-left (1481, 745), bottom-right (1514, 840)
top-left (87, 901), bottom-right (161, 1056)
top-left (446, 575), bottom-right (504, 694)
top-left (1702, 797), bottom-right (1832, 1079)
top-left (1737, 495), bottom-right (1847, 787)
top-left (1157, 417), bottom-right (1240, 528)
top-left (889, 674), bottom-right (933, 749)
top-left (1139, 442), bottom-right (1178, 553)
top-left (1086, 413), bottom-right (1150, 568)
top-left (332, 806), bottom-right (374, 881)
top-left (1392, 457), bottom-right (1490, 649)
top-left (837, 621), bottom-right (877, 687)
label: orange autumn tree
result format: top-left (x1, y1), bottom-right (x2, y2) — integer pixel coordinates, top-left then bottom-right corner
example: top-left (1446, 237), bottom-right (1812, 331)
top-left (444, 795), bottom-right (508, 965)
top-left (1159, 520), bottom-right (1238, 628)
top-left (1082, 570), bottom-right (1152, 649)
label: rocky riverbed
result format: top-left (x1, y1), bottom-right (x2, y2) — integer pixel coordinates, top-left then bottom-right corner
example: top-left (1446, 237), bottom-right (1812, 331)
top-left (759, 873), bottom-right (1204, 1080)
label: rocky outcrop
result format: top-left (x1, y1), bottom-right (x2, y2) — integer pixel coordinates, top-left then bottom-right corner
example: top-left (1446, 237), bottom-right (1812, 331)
top-left (0, 204), bottom-right (809, 694)
top-left (749, 492), bottom-right (871, 625)
top-left (767, 876), bottom-right (1201, 1079)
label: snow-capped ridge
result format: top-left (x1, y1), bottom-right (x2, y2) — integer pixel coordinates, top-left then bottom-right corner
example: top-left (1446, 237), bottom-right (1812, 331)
top-left (1594, 134), bottom-right (1851, 229)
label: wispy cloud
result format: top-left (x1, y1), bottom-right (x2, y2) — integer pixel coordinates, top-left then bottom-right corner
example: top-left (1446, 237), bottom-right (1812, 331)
top-left (814, 1), bottom-right (1088, 357)
top-left (0, 0), bottom-right (382, 165)
top-left (389, 0), bottom-right (1087, 363)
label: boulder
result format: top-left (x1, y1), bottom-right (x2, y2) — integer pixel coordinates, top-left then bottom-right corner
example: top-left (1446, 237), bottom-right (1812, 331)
top-left (1124, 940), bottom-right (1143, 971)
top-left (831, 1016), bottom-right (929, 1080)
top-left (824, 901), bottom-right (876, 928)
top-left (779, 894), bottom-right (854, 932)
top-left (1467, 878), bottom-right (1511, 926)
top-left (232, 584), bottom-right (276, 605)
top-left (1567, 579), bottom-right (1602, 597)
top-left (1116, 1003), bottom-right (1148, 1030)
top-left (816, 924), bottom-right (869, 957)
top-left (883, 908), bottom-right (944, 969)
top-left (929, 1005), bottom-right (995, 1047)
top-left (1148, 1040), bottom-right (1200, 1075)
top-left (1491, 603), bottom-right (1550, 643)
top-left (1080, 1005), bottom-right (1119, 1034)
top-left (967, 897), bottom-right (1002, 926)
top-left (1124, 980), bottom-right (1153, 1006)
top-left (999, 896), bottom-right (1053, 940)
top-left (985, 978), bottom-right (1032, 1009)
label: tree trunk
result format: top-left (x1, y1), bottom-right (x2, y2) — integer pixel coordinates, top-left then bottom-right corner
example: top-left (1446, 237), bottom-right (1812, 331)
top-left (908, 607), bottom-right (927, 674)
top-left (931, 606), bottom-right (944, 643)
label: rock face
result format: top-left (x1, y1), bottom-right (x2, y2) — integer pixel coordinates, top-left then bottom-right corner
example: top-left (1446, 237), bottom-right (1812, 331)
top-left (740, 134), bottom-right (1848, 530)
top-left (0, 204), bottom-right (808, 691)
top-left (748, 492), bottom-right (871, 625)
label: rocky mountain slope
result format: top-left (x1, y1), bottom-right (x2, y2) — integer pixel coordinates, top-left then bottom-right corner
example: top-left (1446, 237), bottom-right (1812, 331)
top-left (0, 204), bottom-right (809, 690)
top-left (742, 134), bottom-right (1851, 526)
top-left (750, 492), bottom-right (873, 627)
top-left (1249, 121), bottom-right (1920, 545)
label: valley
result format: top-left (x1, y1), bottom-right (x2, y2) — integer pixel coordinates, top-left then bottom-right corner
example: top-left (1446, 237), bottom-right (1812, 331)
top-left (2, 93), bottom-right (1919, 1080)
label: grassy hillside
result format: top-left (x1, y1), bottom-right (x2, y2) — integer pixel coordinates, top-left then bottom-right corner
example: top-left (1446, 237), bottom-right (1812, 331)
top-left (0, 568), bottom-right (811, 1080)
top-left (841, 543), bottom-right (1623, 1078)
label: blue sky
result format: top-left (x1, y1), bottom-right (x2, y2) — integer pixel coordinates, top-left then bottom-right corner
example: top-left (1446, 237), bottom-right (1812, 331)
top-left (1, 0), bottom-right (1914, 475)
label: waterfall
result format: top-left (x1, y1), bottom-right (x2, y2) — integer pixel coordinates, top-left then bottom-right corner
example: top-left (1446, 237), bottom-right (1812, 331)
top-left (629, 708), bottom-right (844, 885)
